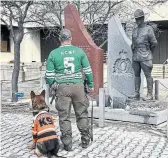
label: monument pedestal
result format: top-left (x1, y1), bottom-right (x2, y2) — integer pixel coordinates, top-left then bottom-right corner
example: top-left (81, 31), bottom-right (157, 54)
top-left (88, 100), bottom-right (168, 125)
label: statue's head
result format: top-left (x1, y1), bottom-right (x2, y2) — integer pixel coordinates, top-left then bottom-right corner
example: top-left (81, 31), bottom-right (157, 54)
top-left (134, 9), bottom-right (145, 26)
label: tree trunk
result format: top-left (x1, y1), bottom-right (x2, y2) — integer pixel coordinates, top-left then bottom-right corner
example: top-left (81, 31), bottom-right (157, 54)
top-left (12, 41), bottom-right (21, 102)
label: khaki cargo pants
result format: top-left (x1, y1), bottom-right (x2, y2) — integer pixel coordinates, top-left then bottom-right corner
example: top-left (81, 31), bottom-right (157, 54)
top-left (55, 82), bottom-right (90, 148)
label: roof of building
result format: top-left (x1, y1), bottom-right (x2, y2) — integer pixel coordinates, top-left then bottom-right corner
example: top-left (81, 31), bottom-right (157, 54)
top-left (147, 2), bottom-right (168, 21)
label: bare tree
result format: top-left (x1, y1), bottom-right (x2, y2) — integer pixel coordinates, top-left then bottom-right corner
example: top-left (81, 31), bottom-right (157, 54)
top-left (32, 0), bottom-right (168, 47)
top-left (35, 0), bottom-right (66, 39)
top-left (0, 0), bottom-right (72, 102)
top-left (37, 0), bottom-right (125, 46)
top-left (78, 0), bottom-right (125, 46)
top-left (145, 0), bottom-right (168, 6)
top-left (1, 1), bottom-right (61, 102)
top-left (45, 0), bottom-right (125, 46)
top-left (1, 1), bottom-right (34, 101)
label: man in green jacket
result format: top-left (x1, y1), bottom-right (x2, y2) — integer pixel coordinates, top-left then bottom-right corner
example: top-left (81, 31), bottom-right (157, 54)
top-left (45, 29), bottom-right (94, 151)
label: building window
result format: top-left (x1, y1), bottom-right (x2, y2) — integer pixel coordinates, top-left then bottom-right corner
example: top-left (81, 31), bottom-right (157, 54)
top-left (1, 25), bottom-right (11, 52)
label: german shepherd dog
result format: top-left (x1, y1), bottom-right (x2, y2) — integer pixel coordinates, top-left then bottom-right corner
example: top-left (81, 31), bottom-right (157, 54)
top-left (28, 90), bottom-right (65, 158)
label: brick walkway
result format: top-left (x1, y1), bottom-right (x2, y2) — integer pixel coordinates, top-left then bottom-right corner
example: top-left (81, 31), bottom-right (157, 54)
top-left (1, 104), bottom-right (168, 158)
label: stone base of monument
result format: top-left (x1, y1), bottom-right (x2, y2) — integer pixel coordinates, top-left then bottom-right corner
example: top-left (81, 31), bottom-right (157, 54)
top-left (46, 97), bottom-right (167, 125)
top-left (88, 100), bottom-right (168, 125)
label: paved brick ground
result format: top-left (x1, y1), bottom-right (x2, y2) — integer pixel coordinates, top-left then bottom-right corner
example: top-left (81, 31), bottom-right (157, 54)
top-left (1, 104), bottom-right (168, 158)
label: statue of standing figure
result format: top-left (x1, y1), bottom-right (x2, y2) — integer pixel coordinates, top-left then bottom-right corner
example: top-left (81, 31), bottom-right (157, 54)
top-left (128, 9), bottom-right (158, 101)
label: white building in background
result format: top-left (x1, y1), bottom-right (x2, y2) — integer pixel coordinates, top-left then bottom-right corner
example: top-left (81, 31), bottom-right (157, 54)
top-left (0, 27), bottom-right (41, 63)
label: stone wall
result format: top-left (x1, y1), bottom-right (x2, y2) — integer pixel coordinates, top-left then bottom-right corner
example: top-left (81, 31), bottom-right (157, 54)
top-left (0, 63), bottom-right (108, 103)
top-left (0, 63), bottom-right (42, 81)
top-left (1, 79), bottom-right (41, 103)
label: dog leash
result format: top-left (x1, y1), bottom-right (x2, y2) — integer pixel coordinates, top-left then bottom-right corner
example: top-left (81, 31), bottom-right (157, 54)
top-left (84, 79), bottom-right (94, 142)
top-left (89, 95), bottom-right (94, 142)
top-left (50, 88), bottom-right (57, 105)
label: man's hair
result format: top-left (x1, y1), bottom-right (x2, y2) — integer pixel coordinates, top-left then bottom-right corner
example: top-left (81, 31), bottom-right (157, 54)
top-left (59, 29), bottom-right (72, 42)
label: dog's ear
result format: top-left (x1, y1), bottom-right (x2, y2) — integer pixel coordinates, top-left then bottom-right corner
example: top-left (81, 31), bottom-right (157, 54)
top-left (40, 90), bottom-right (45, 97)
top-left (30, 91), bottom-right (36, 99)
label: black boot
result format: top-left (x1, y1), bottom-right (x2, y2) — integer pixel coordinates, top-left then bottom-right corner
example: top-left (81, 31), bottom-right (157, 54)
top-left (47, 153), bottom-right (52, 158)
top-left (81, 130), bottom-right (91, 148)
top-left (128, 77), bottom-right (141, 100)
top-left (143, 77), bottom-right (153, 101)
top-left (81, 138), bottom-right (90, 148)
top-left (64, 145), bottom-right (72, 151)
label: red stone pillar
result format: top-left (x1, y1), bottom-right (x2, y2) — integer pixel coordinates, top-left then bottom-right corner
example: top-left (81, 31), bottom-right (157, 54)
top-left (64, 3), bottom-right (104, 95)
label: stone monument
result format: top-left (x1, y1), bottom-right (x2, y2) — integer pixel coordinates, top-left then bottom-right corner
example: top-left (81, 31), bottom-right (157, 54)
top-left (65, 13), bottom-right (168, 125)
top-left (64, 3), bottom-right (104, 95)
top-left (108, 16), bottom-right (134, 108)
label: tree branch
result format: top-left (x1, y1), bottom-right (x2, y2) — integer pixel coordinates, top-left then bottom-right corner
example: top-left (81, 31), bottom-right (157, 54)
top-left (1, 18), bottom-right (9, 29)
top-left (7, 1), bottom-right (23, 22)
top-left (22, 1), bottom-right (33, 21)
top-left (99, 39), bottom-right (107, 48)
top-left (9, 9), bottom-right (16, 41)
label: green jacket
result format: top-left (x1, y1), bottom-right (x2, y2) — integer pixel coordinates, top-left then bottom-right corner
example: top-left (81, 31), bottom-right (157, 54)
top-left (45, 45), bottom-right (94, 88)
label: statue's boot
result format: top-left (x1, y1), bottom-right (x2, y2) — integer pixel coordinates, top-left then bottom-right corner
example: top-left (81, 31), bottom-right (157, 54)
top-left (128, 77), bottom-right (141, 100)
top-left (143, 77), bottom-right (153, 101)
